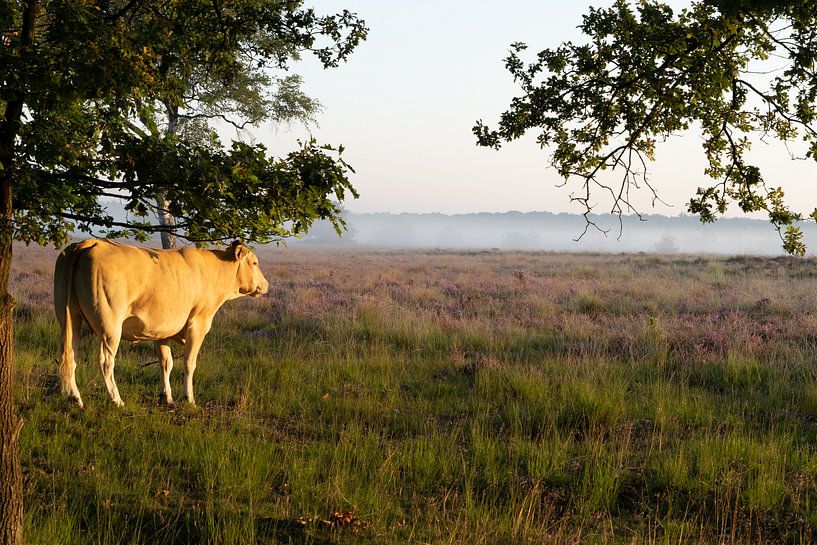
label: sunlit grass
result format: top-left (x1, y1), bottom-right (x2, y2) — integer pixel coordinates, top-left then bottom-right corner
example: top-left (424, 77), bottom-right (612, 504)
top-left (11, 246), bottom-right (817, 543)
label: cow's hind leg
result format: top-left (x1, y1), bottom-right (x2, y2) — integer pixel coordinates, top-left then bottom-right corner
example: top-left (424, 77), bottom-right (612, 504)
top-left (98, 334), bottom-right (123, 407)
top-left (154, 340), bottom-right (174, 404)
top-left (58, 304), bottom-right (84, 408)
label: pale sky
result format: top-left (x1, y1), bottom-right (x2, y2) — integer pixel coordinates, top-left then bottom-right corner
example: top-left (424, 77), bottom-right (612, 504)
top-left (250, 1), bottom-right (816, 218)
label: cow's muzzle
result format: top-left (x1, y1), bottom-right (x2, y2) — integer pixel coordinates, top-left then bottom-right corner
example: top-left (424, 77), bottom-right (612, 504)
top-left (251, 284), bottom-right (269, 297)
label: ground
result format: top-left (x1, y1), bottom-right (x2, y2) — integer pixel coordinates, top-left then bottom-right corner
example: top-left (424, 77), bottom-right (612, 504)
top-left (11, 245), bottom-right (817, 544)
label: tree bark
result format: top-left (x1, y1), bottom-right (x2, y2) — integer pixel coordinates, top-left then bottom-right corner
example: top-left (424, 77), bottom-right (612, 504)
top-left (156, 191), bottom-right (177, 249)
top-left (0, 2), bottom-right (38, 542)
top-left (157, 105), bottom-right (179, 249)
top-left (0, 242), bottom-right (21, 545)
top-left (0, 111), bottom-right (22, 545)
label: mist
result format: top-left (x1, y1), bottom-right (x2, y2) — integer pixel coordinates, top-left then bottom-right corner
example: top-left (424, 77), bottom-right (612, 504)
top-left (96, 196), bottom-right (817, 255)
top-left (295, 211), bottom-right (817, 256)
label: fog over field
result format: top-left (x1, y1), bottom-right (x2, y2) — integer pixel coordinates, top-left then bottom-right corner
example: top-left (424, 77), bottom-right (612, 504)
top-left (97, 197), bottom-right (817, 255)
top-left (295, 211), bottom-right (817, 255)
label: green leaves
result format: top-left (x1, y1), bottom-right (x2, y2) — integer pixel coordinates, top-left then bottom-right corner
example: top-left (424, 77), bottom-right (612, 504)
top-left (14, 134), bottom-right (357, 246)
top-left (3, 0), bottom-right (365, 248)
top-left (782, 225), bottom-right (806, 256)
top-left (477, 0), bottom-right (817, 254)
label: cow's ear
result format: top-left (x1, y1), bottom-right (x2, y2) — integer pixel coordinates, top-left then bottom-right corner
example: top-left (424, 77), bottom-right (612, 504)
top-left (230, 240), bottom-right (249, 261)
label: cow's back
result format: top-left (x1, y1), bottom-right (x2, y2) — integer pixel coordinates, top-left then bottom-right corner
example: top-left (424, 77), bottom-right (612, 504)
top-left (66, 239), bottom-right (226, 342)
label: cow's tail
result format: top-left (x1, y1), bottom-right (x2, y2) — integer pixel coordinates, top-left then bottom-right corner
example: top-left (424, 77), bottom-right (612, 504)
top-left (54, 240), bottom-right (97, 404)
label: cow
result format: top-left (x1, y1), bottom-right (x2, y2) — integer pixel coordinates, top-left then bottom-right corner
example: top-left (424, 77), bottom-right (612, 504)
top-left (53, 238), bottom-right (269, 408)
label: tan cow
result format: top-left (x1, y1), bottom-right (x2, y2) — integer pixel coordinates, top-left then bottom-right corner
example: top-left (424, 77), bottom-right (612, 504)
top-left (54, 239), bottom-right (269, 408)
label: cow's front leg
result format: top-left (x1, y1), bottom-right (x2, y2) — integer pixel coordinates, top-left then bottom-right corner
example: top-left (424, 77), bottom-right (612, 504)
top-left (154, 340), bottom-right (174, 404)
top-left (182, 324), bottom-right (207, 405)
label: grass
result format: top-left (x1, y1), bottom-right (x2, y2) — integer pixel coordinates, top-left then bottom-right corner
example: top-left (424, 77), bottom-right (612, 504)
top-left (11, 245), bottom-right (817, 543)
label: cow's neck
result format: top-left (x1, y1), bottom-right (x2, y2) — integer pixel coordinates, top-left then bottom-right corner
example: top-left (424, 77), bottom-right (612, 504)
top-left (202, 249), bottom-right (244, 304)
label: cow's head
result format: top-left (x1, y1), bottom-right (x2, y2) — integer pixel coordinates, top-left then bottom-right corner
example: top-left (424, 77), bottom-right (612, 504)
top-left (230, 241), bottom-right (269, 297)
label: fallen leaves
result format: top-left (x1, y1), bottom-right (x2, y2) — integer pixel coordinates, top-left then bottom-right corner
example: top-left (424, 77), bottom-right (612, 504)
top-left (295, 509), bottom-right (369, 532)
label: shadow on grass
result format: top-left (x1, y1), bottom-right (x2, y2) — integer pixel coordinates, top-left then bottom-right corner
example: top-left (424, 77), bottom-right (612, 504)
top-left (30, 499), bottom-right (344, 545)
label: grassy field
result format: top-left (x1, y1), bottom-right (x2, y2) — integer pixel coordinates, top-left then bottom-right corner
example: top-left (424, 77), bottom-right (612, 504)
top-left (11, 245), bottom-right (817, 544)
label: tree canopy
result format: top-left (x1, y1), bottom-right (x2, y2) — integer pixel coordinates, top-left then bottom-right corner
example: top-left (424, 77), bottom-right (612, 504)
top-left (112, 0), bottom-right (365, 248)
top-left (1, 0), bottom-right (367, 248)
top-left (475, 0), bottom-right (817, 254)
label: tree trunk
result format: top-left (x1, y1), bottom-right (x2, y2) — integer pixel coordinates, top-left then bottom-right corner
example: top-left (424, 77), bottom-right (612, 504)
top-left (0, 122), bottom-right (23, 545)
top-left (156, 105), bottom-right (179, 249)
top-left (0, 241), bottom-right (21, 545)
top-left (156, 191), bottom-right (177, 249)
top-left (0, 98), bottom-right (22, 545)
top-left (0, 2), bottom-right (38, 542)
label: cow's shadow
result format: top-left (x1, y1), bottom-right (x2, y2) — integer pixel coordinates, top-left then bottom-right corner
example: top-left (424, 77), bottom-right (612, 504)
top-left (30, 487), bottom-right (338, 545)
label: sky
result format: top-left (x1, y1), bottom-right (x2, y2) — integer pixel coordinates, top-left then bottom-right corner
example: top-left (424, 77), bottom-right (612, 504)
top-left (249, 1), bottom-right (816, 218)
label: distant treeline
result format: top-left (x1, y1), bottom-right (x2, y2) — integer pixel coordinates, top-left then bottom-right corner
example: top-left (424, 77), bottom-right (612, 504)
top-left (96, 197), bottom-right (817, 255)
top-left (296, 211), bottom-right (817, 255)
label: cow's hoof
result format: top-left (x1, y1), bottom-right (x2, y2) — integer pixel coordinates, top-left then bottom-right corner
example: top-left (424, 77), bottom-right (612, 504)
top-left (64, 395), bottom-right (84, 409)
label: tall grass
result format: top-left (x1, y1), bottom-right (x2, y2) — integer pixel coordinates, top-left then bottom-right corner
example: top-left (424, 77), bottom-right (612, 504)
top-left (11, 246), bottom-right (817, 543)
